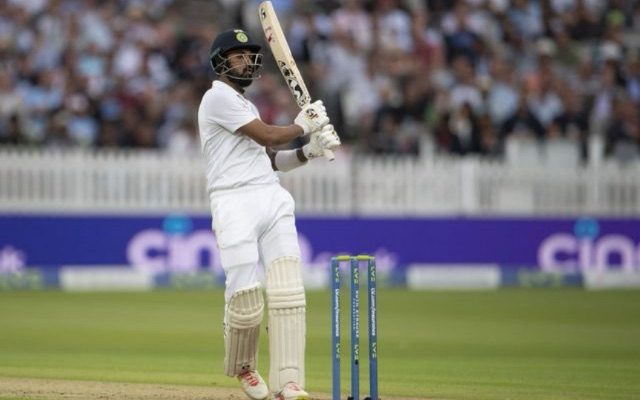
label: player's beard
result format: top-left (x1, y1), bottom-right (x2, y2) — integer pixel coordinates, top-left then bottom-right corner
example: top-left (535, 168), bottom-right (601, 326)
top-left (228, 67), bottom-right (255, 88)
top-left (228, 75), bottom-right (253, 88)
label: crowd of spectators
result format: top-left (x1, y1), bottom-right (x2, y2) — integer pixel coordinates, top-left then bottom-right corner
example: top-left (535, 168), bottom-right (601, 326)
top-left (1, 0), bottom-right (639, 164)
top-left (0, 0), bottom-right (210, 154)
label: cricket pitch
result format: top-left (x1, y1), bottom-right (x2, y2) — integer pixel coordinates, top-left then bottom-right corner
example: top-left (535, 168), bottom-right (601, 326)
top-left (0, 377), bottom-right (429, 400)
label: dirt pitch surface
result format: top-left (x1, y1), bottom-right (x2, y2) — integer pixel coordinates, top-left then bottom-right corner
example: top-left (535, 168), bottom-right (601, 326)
top-left (0, 377), bottom-right (429, 400)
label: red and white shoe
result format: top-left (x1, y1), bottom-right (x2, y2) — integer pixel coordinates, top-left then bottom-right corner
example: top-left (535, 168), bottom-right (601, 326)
top-left (237, 370), bottom-right (270, 400)
top-left (274, 382), bottom-right (310, 400)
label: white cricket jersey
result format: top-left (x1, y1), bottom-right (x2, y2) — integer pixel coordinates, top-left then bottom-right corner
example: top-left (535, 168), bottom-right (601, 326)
top-left (198, 80), bottom-right (278, 194)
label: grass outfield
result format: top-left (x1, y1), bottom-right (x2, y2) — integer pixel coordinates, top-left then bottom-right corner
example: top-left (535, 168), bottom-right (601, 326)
top-left (1, 289), bottom-right (639, 400)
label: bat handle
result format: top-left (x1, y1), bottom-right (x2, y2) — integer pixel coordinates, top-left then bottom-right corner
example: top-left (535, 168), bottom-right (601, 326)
top-left (324, 149), bottom-right (335, 161)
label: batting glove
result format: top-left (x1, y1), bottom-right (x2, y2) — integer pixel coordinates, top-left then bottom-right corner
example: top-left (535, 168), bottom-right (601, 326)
top-left (302, 124), bottom-right (341, 160)
top-left (294, 100), bottom-right (330, 135)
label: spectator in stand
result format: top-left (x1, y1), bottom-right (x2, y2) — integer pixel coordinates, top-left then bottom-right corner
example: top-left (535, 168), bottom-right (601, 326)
top-left (399, 75), bottom-right (431, 124)
top-left (626, 51), bottom-right (640, 104)
top-left (507, 0), bottom-right (544, 41)
top-left (65, 93), bottom-right (99, 147)
top-left (604, 92), bottom-right (640, 162)
top-left (590, 57), bottom-right (622, 135)
top-left (549, 24), bottom-right (582, 73)
top-left (485, 55), bottom-right (519, 127)
top-left (372, 0), bottom-right (413, 53)
top-left (528, 68), bottom-right (564, 130)
top-left (0, 115), bottom-right (27, 145)
top-left (573, 50), bottom-right (599, 98)
top-left (411, 7), bottom-right (446, 74)
top-left (448, 55), bottom-right (483, 114)
top-left (341, 53), bottom-right (391, 147)
top-left (436, 102), bottom-right (485, 156)
top-left (477, 112), bottom-right (499, 156)
top-left (320, 28), bottom-right (368, 141)
top-left (564, 0), bottom-right (604, 40)
top-left (548, 85), bottom-right (590, 161)
top-left (0, 70), bottom-right (23, 140)
top-left (371, 111), bottom-right (419, 155)
top-left (332, 0), bottom-right (373, 54)
top-left (500, 89), bottom-right (546, 142)
top-left (441, 1), bottom-right (483, 64)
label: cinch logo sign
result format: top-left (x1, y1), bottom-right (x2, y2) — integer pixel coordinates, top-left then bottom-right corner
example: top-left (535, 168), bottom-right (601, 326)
top-left (125, 214), bottom-right (318, 276)
top-left (126, 214), bottom-right (223, 275)
top-left (125, 215), bottom-right (399, 279)
top-left (538, 218), bottom-right (640, 273)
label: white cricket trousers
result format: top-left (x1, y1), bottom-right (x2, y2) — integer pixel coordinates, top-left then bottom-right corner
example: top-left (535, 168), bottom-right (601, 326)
top-left (209, 183), bottom-right (301, 301)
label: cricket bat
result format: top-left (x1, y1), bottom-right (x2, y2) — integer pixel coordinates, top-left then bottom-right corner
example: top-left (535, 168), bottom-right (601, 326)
top-left (258, 0), bottom-right (335, 161)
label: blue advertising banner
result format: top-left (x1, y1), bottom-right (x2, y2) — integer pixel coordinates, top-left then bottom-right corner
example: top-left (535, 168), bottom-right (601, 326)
top-left (1, 214), bottom-right (639, 280)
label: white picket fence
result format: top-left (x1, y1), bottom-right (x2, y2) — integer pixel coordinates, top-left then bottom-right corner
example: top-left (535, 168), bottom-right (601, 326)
top-left (1, 147), bottom-right (639, 216)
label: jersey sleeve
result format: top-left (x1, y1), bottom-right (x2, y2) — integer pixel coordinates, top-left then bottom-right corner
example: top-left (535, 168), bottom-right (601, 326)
top-left (204, 88), bottom-right (258, 133)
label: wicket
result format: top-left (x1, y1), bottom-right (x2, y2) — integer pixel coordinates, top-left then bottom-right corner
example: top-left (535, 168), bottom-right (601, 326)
top-left (331, 255), bottom-right (378, 400)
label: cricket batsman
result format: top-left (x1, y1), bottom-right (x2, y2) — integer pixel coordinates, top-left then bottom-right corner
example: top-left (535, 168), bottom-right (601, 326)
top-left (197, 29), bottom-right (341, 400)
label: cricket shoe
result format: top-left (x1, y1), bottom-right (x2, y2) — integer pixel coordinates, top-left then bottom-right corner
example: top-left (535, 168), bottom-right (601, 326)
top-left (237, 370), bottom-right (270, 400)
top-left (274, 382), bottom-right (310, 400)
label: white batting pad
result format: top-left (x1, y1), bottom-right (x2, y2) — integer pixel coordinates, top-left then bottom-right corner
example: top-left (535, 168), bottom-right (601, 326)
top-left (224, 283), bottom-right (265, 377)
top-left (266, 256), bottom-right (306, 390)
